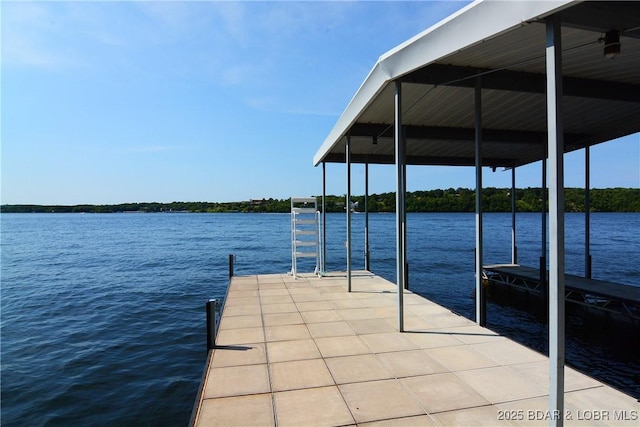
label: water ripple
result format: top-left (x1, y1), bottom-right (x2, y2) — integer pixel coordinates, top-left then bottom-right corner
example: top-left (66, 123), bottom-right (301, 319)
top-left (1, 212), bottom-right (638, 425)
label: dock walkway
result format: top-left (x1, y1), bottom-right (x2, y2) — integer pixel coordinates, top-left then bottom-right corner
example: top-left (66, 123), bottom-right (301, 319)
top-left (192, 272), bottom-right (638, 426)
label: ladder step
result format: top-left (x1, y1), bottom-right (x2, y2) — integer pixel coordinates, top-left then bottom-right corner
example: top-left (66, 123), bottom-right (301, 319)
top-left (292, 208), bottom-right (317, 214)
top-left (294, 252), bottom-right (317, 258)
top-left (295, 230), bottom-right (317, 235)
top-left (295, 241), bottom-right (317, 246)
top-left (294, 219), bottom-right (316, 224)
top-left (291, 197), bottom-right (317, 204)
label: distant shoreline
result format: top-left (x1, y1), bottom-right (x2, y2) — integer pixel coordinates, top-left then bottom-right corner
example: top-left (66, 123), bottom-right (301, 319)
top-left (2, 187), bottom-right (639, 214)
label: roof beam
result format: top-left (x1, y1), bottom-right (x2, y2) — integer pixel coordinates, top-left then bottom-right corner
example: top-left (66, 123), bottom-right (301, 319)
top-left (322, 152), bottom-right (517, 168)
top-left (403, 63), bottom-right (640, 103)
top-left (350, 123), bottom-right (588, 146)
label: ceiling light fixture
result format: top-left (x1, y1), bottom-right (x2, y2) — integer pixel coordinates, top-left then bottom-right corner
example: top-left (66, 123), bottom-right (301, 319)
top-left (603, 30), bottom-right (621, 59)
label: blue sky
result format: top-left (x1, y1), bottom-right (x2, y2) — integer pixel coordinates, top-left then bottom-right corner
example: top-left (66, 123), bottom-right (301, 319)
top-left (2, 1), bottom-right (638, 205)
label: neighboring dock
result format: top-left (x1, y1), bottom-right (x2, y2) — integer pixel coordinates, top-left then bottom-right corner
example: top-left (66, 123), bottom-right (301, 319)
top-left (191, 272), bottom-right (638, 426)
top-left (484, 264), bottom-right (640, 323)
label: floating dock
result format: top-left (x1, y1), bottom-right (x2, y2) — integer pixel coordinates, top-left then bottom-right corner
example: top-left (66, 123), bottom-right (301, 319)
top-left (191, 272), bottom-right (638, 426)
top-left (483, 264), bottom-right (640, 323)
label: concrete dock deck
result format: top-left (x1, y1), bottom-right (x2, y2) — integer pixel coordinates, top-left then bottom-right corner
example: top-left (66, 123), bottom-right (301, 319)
top-left (192, 272), bottom-right (638, 426)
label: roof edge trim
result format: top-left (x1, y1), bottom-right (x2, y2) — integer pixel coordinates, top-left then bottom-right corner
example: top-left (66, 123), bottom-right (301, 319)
top-left (312, 62), bottom-right (391, 166)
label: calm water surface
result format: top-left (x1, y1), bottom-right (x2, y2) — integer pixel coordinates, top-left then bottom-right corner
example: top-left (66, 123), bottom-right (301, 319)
top-left (1, 212), bottom-right (638, 425)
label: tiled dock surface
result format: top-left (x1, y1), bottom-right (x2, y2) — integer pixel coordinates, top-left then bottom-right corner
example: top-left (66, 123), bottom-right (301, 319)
top-left (193, 272), bottom-right (638, 426)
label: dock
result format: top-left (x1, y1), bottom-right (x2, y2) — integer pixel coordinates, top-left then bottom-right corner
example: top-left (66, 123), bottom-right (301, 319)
top-left (483, 264), bottom-right (640, 323)
top-left (191, 272), bottom-right (638, 426)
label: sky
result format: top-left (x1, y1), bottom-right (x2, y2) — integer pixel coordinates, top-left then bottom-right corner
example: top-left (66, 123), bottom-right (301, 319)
top-left (2, 1), bottom-right (638, 205)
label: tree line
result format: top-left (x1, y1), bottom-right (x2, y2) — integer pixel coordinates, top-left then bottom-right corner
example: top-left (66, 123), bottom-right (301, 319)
top-left (2, 187), bottom-right (639, 214)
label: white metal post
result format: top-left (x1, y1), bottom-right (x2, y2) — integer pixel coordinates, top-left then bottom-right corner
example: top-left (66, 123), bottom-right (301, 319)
top-left (291, 206), bottom-right (297, 277)
top-left (475, 77), bottom-right (486, 326)
top-left (547, 16), bottom-right (566, 427)
top-left (403, 146), bottom-right (408, 290)
top-left (395, 80), bottom-right (406, 332)
top-left (365, 161), bottom-right (370, 271)
top-left (541, 158), bottom-right (548, 292)
top-left (346, 135), bottom-right (352, 292)
top-left (322, 162), bottom-right (327, 274)
top-left (512, 167), bottom-right (518, 264)
top-left (585, 145), bottom-right (591, 278)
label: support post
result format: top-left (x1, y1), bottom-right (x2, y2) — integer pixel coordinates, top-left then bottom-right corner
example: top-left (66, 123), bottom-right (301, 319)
top-left (395, 80), bottom-right (406, 332)
top-left (541, 158), bottom-right (548, 312)
top-left (206, 299), bottom-right (218, 349)
top-left (512, 167), bottom-right (518, 264)
top-left (585, 145), bottom-right (592, 278)
top-left (228, 254), bottom-right (234, 278)
top-left (365, 161), bottom-right (370, 271)
top-left (546, 17), bottom-right (565, 426)
top-left (346, 135), bottom-right (352, 292)
top-left (403, 143), bottom-right (408, 290)
top-left (322, 162), bottom-right (327, 274)
top-left (475, 77), bottom-right (486, 327)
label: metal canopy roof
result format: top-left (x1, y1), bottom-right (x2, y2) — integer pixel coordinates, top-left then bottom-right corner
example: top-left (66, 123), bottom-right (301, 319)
top-left (313, 0), bottom-right (640, 168)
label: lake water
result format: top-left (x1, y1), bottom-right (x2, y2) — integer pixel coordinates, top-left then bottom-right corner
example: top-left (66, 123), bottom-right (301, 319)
top-left (1, 212), bottom-right (638, 425)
